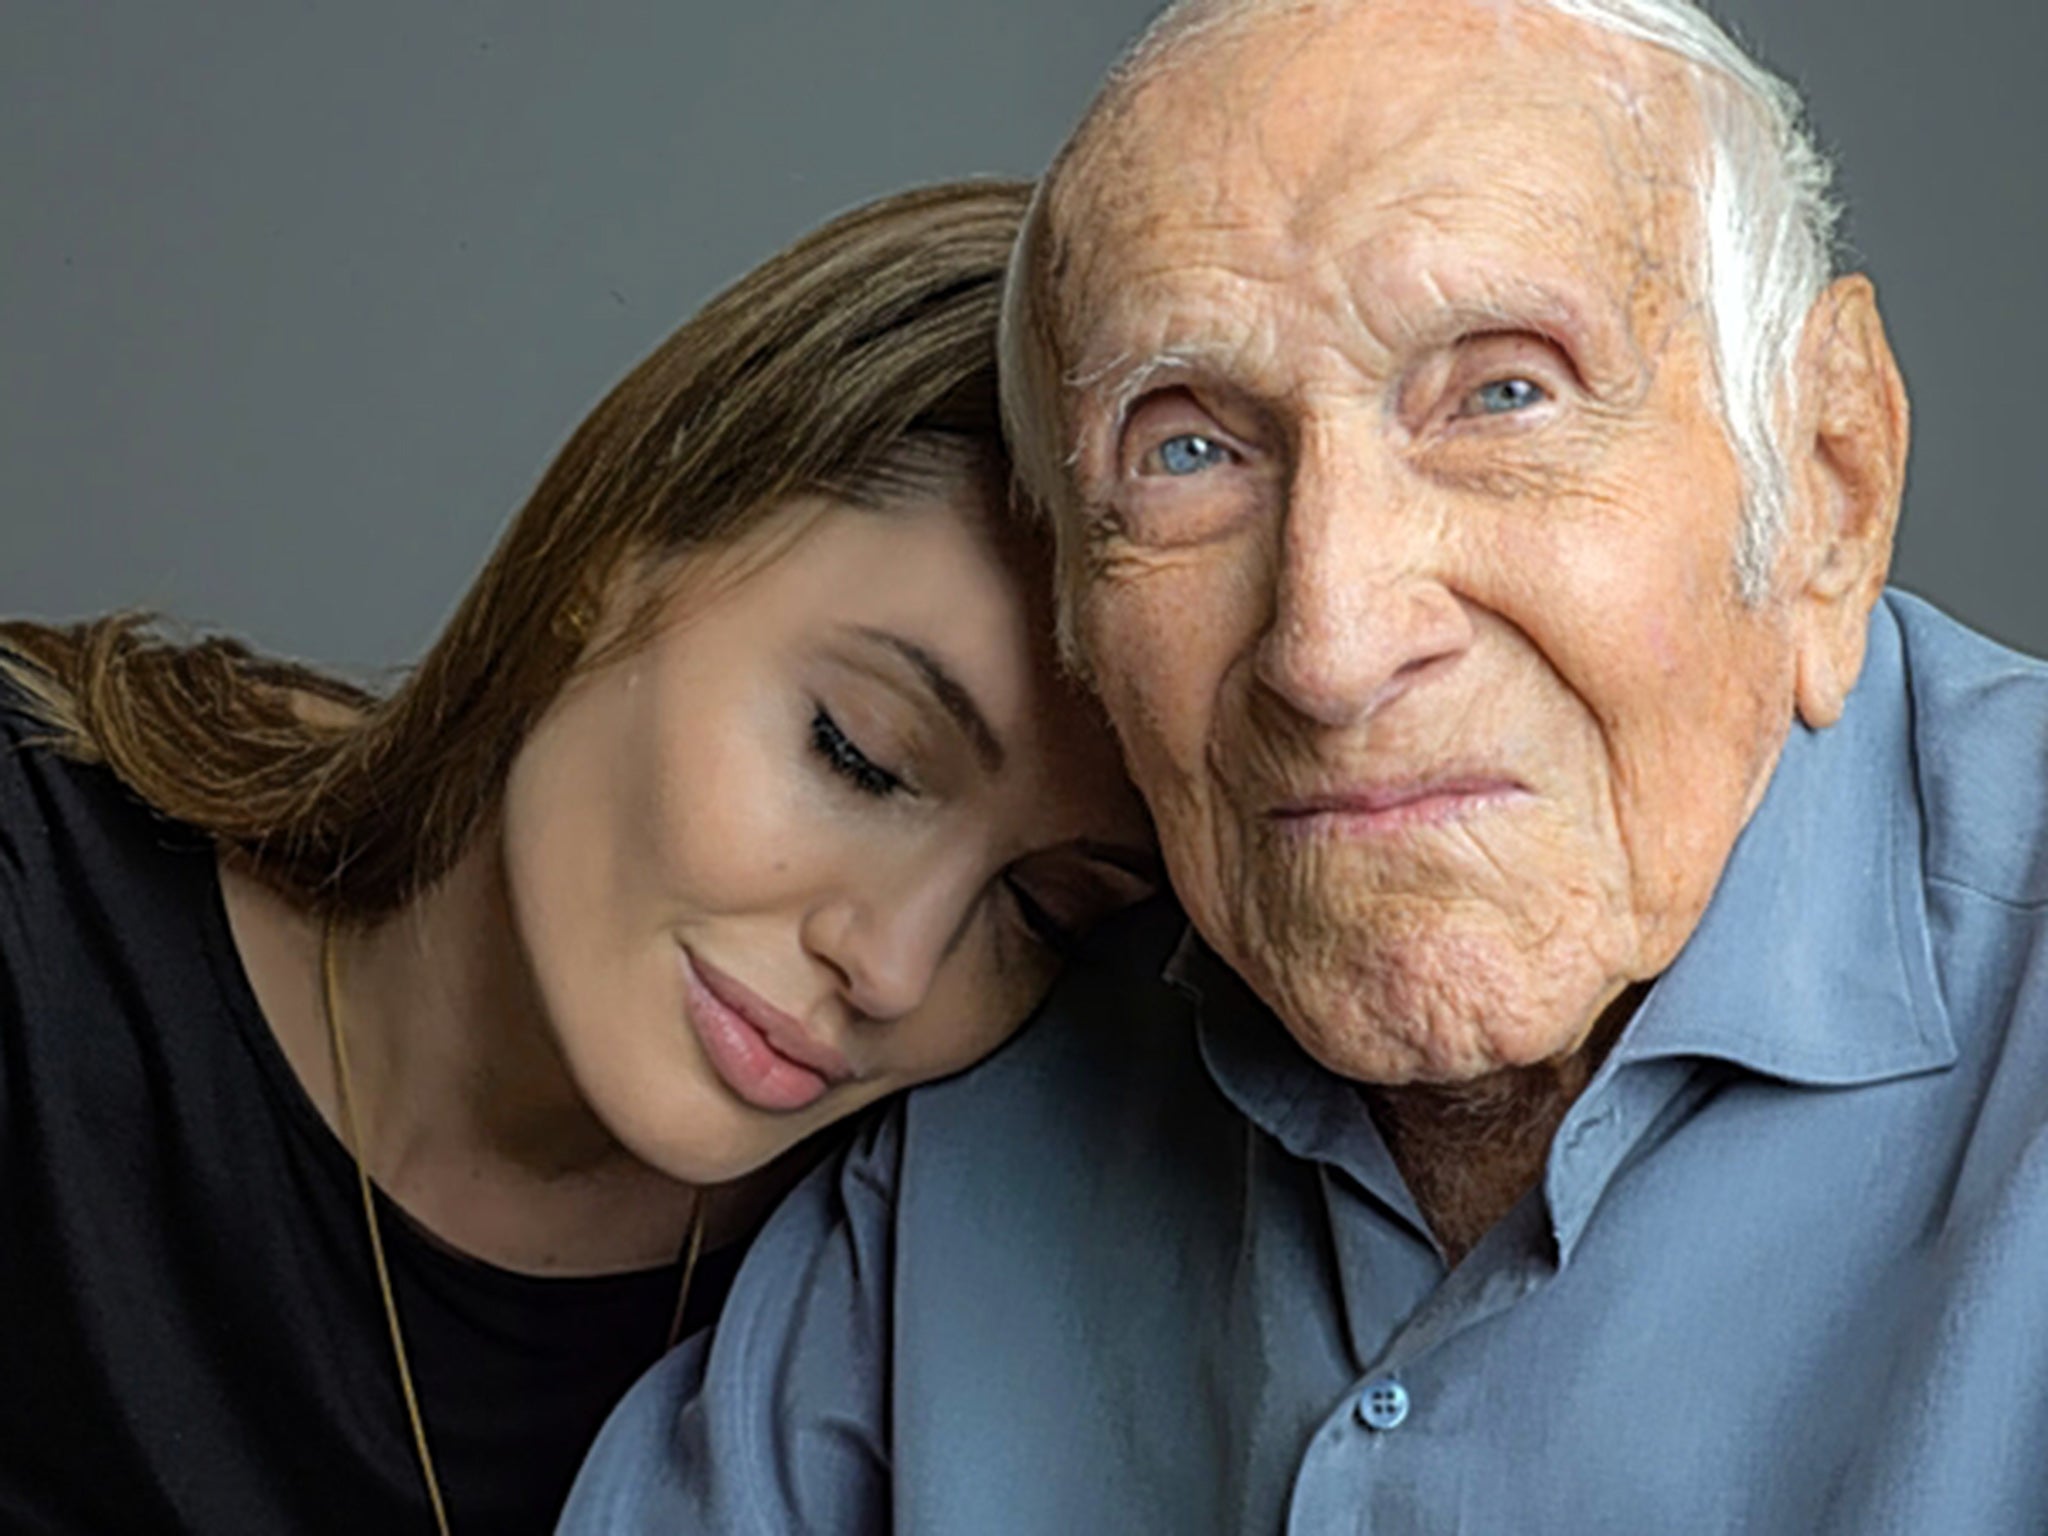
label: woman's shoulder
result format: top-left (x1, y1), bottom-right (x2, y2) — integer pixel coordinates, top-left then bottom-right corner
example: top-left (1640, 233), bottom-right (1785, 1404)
top-left (0, 679), bottom-right (221, 990)
top-left (1, 684), bottom-right (99, 895)
top-left (1, 682), bottom-right (181, 884)
top-left (0, 672), bottom-right (262, 1177)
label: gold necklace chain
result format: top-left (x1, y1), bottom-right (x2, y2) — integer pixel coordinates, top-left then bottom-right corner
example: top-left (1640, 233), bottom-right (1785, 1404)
top-left (320, 918), bottom-right (707, 1535)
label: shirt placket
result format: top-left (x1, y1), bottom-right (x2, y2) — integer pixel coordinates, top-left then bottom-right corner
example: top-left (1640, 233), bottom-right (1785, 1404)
top-left (1282, 1058), bottom-right (1703, 1534)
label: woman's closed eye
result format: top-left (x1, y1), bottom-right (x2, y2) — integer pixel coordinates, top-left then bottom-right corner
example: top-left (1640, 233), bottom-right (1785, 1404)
top-left (1002, 855), bottom-right (1160, 959)
top-left (1004, 875), bottom-right (1078, 957)
top-left (810, 707), bottom-right (906, 798)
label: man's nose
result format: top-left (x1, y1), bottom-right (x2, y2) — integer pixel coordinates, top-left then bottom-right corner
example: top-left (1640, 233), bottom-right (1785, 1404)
top-left (1253, 426), bottom-right (1474, 726)
top-left (798, 867), bottom-right (967, 1024)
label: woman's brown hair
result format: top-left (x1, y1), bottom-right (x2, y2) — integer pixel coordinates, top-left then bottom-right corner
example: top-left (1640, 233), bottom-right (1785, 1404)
top-left (0, 178), bottom-right (1033, 919)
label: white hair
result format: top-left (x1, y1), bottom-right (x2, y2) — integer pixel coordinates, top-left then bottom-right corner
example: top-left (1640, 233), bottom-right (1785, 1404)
top-left (1000, 0), bottom-right (1841, 601)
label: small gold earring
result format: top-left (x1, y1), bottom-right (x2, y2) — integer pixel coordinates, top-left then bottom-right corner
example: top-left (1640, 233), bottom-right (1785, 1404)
top-left (551, 597), bottom-right (596, 643)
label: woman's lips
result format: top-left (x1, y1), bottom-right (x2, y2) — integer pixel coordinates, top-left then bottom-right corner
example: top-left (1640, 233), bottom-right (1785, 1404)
top-left (678, 948), bottom-right (851, 1114)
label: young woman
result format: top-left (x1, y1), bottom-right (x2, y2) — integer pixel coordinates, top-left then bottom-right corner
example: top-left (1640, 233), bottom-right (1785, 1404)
top-left (0, 180), bottom-right (1154, 1534)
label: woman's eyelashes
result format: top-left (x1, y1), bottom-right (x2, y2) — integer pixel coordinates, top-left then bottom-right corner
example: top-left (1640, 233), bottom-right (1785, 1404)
top-left (810, 706), bottom-right (907, 799)
top-left (1002, 858), bottom-right (1159, 957)
top-left (1003, 875), bottom-right (1077, 955)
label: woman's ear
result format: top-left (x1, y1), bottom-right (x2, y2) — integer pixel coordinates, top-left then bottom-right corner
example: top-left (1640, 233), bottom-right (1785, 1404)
top-left (1785, 274), bottom-right (1911, 729)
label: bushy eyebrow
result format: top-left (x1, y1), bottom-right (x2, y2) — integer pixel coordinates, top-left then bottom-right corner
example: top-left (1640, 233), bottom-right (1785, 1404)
top-left (1379, 285), bottom-right (1621, 374)
top-left (1068, 343), bottom-right (1242, 433)
top-left (1069, 295), bottom-right (1632, 469)
top-left (852, 627), bottom-right (1005, 775)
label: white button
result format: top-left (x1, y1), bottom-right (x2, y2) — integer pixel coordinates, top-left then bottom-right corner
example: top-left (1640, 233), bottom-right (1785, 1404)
top-left (1357, 1378), bottom-right (1410, 1432)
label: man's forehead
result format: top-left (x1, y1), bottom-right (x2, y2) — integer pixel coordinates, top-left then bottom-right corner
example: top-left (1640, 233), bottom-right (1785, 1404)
top-left (1049, 0), bottom-right (1704, 356)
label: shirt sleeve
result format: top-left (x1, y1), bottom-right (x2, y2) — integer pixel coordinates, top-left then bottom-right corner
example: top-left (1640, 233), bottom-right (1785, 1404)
top-left (557, 1108), bottom-right (902, 1536)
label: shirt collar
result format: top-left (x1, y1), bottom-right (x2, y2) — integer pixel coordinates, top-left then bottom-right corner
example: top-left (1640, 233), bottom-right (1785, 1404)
top-left (1169, 596), bottom-right (1955, 1152)
top-left (1167, 926), bottom-right (1431, 1238)
top-left (1606, 597), bottom-right (1955, 1086)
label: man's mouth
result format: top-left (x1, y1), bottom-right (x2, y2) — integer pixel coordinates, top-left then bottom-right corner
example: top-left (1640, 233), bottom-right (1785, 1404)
top-left (1268, 774), bottom-right (1530, 834)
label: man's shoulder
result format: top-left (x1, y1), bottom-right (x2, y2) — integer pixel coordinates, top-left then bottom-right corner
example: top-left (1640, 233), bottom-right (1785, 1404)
top-left (897, 896), bottom-right (1239, 1177)
top-left (908, 895), bottom-right (1206, 1116)
top-left (1886, 590), bottom-right (2048, 906)
top-left (881, 900), bottom-right (1271, 1436)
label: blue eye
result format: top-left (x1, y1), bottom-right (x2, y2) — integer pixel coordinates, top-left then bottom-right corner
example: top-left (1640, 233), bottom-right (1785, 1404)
top-left (1152, 433), bottom-right (1232, 476)
top-left (810, 708), bottom-right (903, 798)
top-left (1465, 377), bottom-right (1546, 416)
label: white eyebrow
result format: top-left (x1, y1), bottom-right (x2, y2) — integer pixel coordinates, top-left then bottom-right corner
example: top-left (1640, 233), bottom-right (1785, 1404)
top-left (1065, 343), bottom-right (1237, 436)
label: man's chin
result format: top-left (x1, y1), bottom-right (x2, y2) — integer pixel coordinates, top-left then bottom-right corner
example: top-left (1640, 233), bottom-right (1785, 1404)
top-left (1236, 934), bottom-right (1616, 1089)
top-left (1285, 1009), bottom-right (1539, 1088)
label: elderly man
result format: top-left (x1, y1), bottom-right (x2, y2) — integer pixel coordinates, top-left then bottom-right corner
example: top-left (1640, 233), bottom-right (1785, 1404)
top-left (563, 1), bottom-right (2048, 1530)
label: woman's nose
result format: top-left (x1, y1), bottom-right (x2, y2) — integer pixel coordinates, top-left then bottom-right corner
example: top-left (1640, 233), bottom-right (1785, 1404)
top-left (799, 871), bottom-right (970, 1022)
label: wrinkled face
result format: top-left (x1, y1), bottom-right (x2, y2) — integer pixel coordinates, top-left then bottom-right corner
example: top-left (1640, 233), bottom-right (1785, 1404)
top-left (501, 477), bottom-right (1155, 1182)
top-left (1052, 1), bottom-right (1829, 1085)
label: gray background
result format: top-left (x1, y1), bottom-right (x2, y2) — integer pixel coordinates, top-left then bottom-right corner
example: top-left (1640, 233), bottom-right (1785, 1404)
top-left (4, 2), bottom-right (2043, 673)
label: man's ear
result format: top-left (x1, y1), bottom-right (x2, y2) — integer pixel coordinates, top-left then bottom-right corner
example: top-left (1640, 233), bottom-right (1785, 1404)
top-left (1785, 273), bottom-right (1911, 729)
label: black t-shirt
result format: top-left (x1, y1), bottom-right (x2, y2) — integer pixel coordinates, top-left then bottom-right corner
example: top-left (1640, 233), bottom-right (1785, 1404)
top-left (0, 702), bottom-right (737, 1533)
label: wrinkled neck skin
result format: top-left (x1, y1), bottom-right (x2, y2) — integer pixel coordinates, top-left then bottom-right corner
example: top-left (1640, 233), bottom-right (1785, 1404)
top-left (222, 837), bottom-right (780, 1277)
top-left (1364, 984), bottom-right (1646, 1266)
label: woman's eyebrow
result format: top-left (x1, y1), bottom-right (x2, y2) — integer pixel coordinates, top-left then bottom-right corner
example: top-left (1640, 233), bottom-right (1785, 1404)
top-left (852, 627), bottom-right (1004, 774)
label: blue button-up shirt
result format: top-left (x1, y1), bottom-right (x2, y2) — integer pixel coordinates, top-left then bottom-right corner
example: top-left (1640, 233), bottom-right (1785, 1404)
top-left (562, 593), bottom-right (2048, 1534)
